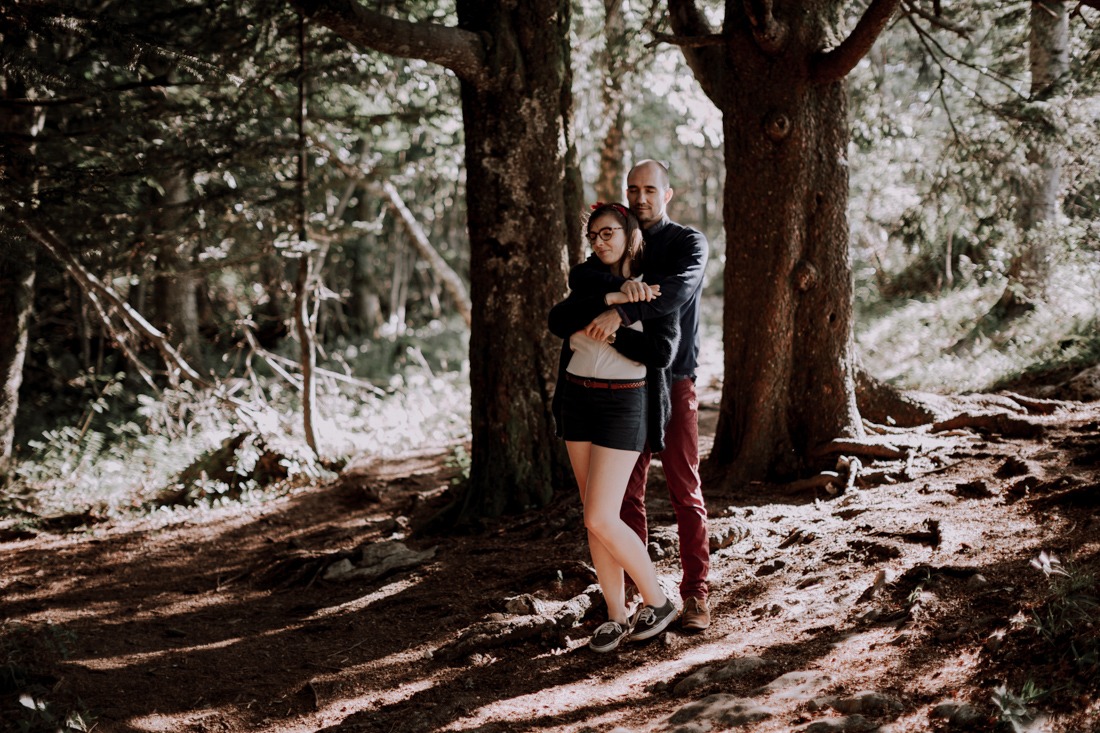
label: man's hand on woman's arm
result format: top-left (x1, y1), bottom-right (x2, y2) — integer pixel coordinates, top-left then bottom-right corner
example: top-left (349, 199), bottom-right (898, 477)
top-left (618, 280), bottom-right (660, 303)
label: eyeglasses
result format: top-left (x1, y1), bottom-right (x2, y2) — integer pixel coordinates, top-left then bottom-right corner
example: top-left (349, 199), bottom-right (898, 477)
top-left (585, 226), bottom-right (622, 242)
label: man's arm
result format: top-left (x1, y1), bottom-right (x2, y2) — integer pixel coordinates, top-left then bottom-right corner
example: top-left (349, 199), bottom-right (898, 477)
top-left (617, 229), bottom-right (708, 326)
top-left (612, 311), bottom-right (680, 371)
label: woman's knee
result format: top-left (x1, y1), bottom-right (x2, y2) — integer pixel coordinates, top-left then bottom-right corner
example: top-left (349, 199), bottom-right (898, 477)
top-left (584, 506), bottom-right (618, 539)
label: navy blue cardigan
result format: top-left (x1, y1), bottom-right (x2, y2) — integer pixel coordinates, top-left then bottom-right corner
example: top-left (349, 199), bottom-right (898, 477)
top-left (548, 262), bottom-right (681, 452)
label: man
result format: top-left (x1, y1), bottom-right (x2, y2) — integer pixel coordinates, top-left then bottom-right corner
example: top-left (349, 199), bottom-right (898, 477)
top-left (577, 159), bottom-right (711, 632)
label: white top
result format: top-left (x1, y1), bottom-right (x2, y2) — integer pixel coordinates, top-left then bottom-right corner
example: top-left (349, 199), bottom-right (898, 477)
top-left (566, 280), bottom-right (646, 379)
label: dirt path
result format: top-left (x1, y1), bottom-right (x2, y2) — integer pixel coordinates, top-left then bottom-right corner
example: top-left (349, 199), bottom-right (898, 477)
top-left (2, 399), bottom-right (1099, 733)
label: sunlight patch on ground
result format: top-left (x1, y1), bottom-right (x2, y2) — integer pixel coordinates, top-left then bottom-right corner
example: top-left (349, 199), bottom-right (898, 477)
top-left (74, 635), bottom-right (248, 671)
top-left (127, 707), bottom-right (233, 733)
top-left (443, 636), bottom-right (756, 731)
top-left (313, 675), bottom-right (448, 729)
top-left (13, 582), bottom-right (270, 630)
top-left (306, 576), bottom-right (420, 619)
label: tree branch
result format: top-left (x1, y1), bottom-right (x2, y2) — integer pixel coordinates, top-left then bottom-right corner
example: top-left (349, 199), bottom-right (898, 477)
top-left (293, 0), bottom-right (488, 86)
top-left (667, 0), bottom-right (725, 104)
top-left (811, 0), bottom-right (902, 84)
top-left (645, 31), bottom-right (725, 49)
top-left (381, 181), bottom-right (473, 328)
top-left (901, 0), bottom-right (972, 38)
top-left (24, 223), bottom-right (210, 389)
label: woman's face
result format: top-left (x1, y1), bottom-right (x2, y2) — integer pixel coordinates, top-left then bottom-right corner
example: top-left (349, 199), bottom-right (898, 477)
top-left (587, 214), bottom-right (626, 267)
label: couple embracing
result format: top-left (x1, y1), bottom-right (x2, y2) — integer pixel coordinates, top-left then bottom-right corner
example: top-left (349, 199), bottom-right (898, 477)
top-left (549, 159), bottom-right (711, 653)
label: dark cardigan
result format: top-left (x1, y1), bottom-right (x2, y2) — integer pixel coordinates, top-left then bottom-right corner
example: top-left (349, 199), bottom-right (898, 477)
top-left (548, 262), bottom-right (681, 452)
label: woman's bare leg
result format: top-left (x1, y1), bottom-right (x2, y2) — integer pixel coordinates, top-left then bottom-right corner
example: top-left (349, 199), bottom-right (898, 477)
top-left (567, 441), bottom-right (629, 623)
top-left (584, 445), bottom-right (668, 610)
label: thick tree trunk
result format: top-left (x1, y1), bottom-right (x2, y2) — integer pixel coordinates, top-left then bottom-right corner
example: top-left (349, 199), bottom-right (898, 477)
top-left (995, 0), bottom-right (1069, 315)
top-left (670, 1), bottom-right (897, 485)
top-left (299, 0), bottom-right (581, 519)
top-left (455, 0), bottom-right (578, 519)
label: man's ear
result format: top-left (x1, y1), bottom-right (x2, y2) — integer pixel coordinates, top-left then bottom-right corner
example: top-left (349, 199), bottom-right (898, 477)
top-left (664, 187), bottom-right (674, 204)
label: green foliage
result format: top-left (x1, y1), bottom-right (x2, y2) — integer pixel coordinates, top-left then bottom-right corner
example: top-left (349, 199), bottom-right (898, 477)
top-left (991, 679), bottom-right (1048, 733)
top-left (1027, 551), bottom-right (1100, 672)
top-left (848, 1), bottom-right (1100, 307)
top-left (446, 442), bottom-right (471, 486)
top-left (4, 354), bottom-right (470, 522)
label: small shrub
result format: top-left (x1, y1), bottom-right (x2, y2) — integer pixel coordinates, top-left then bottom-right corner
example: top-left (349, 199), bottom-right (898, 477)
top-left (1027, 552), bottom-right (1100, 672)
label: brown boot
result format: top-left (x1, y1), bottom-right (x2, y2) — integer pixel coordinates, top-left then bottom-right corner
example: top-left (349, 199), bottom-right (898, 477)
top-left (681, 596), bottom-right (710, 632)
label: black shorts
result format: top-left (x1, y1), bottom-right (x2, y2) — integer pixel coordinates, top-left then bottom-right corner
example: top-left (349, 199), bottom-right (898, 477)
top-left (559, 376), bottom-right (647, 452)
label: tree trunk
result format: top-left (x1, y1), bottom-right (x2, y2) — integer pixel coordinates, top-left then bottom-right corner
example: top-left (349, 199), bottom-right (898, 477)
top-left (594, 0), bottom-right (628, 205)
top-left (298, 0), bottom-right (581, 519)
top-left (0, 56), bottom-right (44, 463)
top-left (670, 0), bottom-right (898, 485)
top-left (0, 250), bottom-right (35, 463)
top-left (456, 0), bottom-right (578, 519)
top-left (152, 170), bottom-right (202, 365)
top-left (994, 0), bottom-right (1069, 316)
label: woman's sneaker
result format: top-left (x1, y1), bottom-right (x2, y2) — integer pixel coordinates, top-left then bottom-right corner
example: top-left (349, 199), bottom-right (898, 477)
top-left (628, 598), bottom-right (678, 641)
top-left (589, 620), bottom-right (631, 653)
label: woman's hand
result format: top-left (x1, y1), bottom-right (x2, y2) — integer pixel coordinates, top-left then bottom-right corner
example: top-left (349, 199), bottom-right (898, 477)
top-left (607, 282), bottom-right (660, 305)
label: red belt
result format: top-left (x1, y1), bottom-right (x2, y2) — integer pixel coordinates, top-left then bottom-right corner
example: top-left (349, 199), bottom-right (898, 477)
top-left (566, 373), bottom-right (645, 390)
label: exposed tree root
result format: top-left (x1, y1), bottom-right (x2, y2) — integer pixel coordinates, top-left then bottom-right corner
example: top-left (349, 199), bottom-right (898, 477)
top-left (932, 412), bottom-right (1045, 439)
top-left (436, 583), bottom-right (603, 663)
top-left (855, 368), bottom-right (943, 427)
top-left (812, 438), bottom-right (907, 460)
top-left (1029, 482), bottom-right (1100, 510)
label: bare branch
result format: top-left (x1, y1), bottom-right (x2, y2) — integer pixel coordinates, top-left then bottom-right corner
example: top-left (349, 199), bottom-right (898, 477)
top-left (904, 12), bottom-right (1026, 102)
top-left (645, 31), bottom-right (725, 49)
top-left (812, 0), bottom-right (902, 84)
top-left (901, 0), bottom-right (972, 38)
top-left (294, 0), bottom-right (487, 86)
top-left (25, 223), bottom-right (211, 389)
top-left (381, 181), bottom-right (473, 328)
top-left (310, 137), bottom-right (472, 326)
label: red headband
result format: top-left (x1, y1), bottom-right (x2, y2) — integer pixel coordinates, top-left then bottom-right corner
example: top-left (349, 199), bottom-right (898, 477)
top-left (590, 201), bottom-right (629, 218)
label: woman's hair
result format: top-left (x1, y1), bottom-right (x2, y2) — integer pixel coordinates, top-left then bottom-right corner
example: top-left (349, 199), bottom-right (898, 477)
top-left (587, 202), bottom-right (645, 276)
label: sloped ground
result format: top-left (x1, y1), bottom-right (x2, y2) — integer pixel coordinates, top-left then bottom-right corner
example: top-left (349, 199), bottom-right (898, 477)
top-left (2, 396), bottom-right (1099, 733)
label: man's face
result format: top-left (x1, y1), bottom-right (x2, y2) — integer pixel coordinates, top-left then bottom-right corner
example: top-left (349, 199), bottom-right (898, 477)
top-left (626, 165), bottom-right (672, 228)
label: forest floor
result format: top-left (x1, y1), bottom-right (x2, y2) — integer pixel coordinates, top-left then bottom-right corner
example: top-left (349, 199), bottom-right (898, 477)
top-left (2, 380), bottom-right (1100, 733)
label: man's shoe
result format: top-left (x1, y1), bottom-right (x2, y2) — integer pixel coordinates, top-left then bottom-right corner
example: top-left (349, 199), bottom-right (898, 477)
top-left (628, 598), bottom-right (678, 641)
top-left (681, 596), bottom-right (710, 632)
top-left (589, 621), bottom-right (630, 653)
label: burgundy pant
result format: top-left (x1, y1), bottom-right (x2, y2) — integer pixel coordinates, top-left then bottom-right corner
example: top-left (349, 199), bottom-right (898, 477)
top-left (621, 376), bottom-right (710, 601)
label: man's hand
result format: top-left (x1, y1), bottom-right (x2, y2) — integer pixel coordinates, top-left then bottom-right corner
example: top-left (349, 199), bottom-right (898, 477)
top-left (620, 280), bottom-right (661, 302)
top-left (584, 309), bottom-right (623, 342)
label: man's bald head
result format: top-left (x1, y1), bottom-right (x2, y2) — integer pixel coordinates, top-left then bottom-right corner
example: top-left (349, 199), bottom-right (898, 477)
top-left (626, 159), bottom-right (673, 228)
top-left (629, 159), bottom-right (670, 188)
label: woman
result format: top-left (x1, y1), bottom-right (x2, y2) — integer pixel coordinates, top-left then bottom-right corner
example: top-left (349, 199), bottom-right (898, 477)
top-left (549, 202), bottom-right (681, 652)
